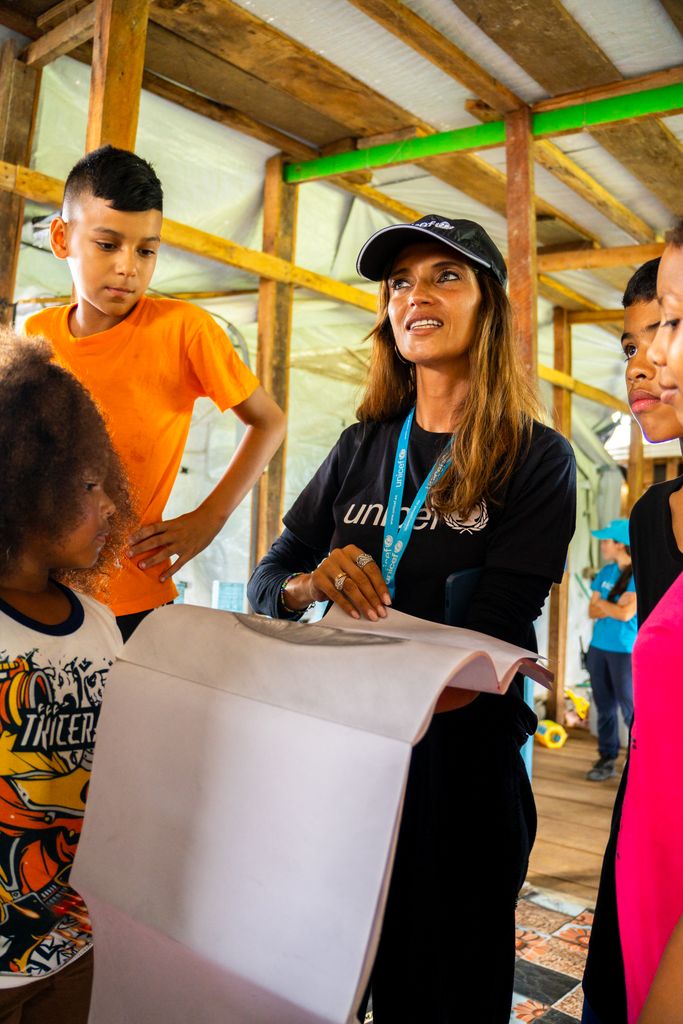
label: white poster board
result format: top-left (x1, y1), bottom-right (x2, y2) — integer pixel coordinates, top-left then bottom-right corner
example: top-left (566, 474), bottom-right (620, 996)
top-left (72, 605), bottom-right (549, 1023)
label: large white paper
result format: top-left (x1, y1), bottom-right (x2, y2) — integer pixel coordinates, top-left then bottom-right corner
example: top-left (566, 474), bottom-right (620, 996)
top-left (72, 604), bottom-right (550, 1023)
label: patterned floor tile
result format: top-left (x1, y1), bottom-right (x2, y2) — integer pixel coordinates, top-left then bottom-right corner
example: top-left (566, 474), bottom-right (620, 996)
top-left (540, 1009), bottom-right (580, 1023)
top-left (516, 928), bottom-right (550, 959)
top-left (514, 959), bottom-right (578, 1004)
top-left (516, 901), bottom-right (575, 935)
top-left (553, 985), bottom-right (585, 1018)
top-left (519, 935), bottom-right (586, 979)
top-left (554, 922), bottom-right (592, 951)
top-left (510, 994), bottom-right (550, 1022)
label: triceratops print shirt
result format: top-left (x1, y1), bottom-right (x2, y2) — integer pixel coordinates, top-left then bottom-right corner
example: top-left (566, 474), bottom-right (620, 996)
top-left (0, 583), bottom-right (121, 986)
top-left (284, 416), bottom-right (575, 624)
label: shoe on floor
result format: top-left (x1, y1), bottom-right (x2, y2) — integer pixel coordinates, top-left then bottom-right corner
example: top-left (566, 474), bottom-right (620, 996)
top-left (586, 755), bottom-right (617, 781)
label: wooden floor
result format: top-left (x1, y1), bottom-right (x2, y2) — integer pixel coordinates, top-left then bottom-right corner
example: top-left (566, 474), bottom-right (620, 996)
top-left (528, 728), bottom-right (624, 905)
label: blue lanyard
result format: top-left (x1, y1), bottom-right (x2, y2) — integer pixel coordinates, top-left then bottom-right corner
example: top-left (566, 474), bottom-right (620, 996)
top-left (382, 408), bottom-right (451, 599)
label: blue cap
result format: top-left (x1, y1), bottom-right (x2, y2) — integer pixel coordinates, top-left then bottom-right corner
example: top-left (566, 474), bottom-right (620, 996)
top-left (591, 519), bottom-right (630, 546)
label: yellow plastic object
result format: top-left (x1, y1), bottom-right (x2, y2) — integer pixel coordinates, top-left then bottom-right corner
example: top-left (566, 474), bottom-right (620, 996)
top-left (535, 719), bottom-right (568, 749)
top-left (565, 688), bottom-right (590, 721)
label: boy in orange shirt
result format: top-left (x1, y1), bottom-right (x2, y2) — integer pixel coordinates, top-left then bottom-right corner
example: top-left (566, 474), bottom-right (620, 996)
top-left (25, 146), bottom-right (286, 639)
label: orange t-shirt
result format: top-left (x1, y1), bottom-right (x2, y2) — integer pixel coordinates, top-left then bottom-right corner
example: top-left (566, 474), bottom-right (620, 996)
top-left (25, 297), bottom-right (259, 616)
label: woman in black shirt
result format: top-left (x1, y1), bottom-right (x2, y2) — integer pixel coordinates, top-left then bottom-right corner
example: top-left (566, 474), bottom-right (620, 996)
top-left (249, 215), bottom-right (576, 1023)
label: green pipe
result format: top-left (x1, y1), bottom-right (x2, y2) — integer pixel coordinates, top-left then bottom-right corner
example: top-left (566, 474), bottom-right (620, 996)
top-left (283, 82), bottom-right (683, 184)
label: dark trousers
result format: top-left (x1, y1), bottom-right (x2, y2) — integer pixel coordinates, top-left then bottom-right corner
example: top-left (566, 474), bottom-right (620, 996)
top-left (116, 602), bottom-right (173, 643)
top-left (0, 949), bottom-right (93, 1024)
top-left (586, 646), bottom-right (633, 760)
top-left (368, 698), bottom-right (536, 1024)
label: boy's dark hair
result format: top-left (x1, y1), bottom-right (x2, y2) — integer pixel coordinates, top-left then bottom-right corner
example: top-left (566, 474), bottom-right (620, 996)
top-left (622, 258), bottom-right (660, 308)
top-left (665, 217), bottom-right (683, 248)
top-left (63, 144), bottom-right (163, 214)
top-left (0, 328), bottom-right (134, 595)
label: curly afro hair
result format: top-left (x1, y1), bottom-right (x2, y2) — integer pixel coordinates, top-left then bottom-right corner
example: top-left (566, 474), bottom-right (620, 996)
top-left (0, 327), bottom-right (135, 595)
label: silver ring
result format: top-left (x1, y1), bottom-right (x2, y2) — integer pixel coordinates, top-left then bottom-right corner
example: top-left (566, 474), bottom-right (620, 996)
top-left (355, 553), bottom-right (374, 569)
top-left (334, 572), bottom-right (348, 592)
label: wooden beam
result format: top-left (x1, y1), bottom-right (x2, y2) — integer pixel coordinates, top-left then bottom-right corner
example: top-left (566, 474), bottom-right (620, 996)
top-left (568, 309), bottom-right (623, 324)
top-left (552, 308), bottom-right (572, 437)
top-left (537, 365), bottom-right (629, 414)
top-left (0, 4), bottom-right (38, 37)
top-left (506, 107), bottom-right (537, 376)
top-left (86, 0), bottom-right (149, 151)
top-left (451, 0), bottom-right (683, 217)
top-left (20, 2), bottom-right (95, 69)
top-left (37, 0), bottom-right (90, 30)
top-left (539, 242), bottom-right (664, 272)
top-left (349, 0), bottom-right (657, 243)
top-left (0, 42), bottom-right (39, 324)
top-left (532, 65), bottom-right (683, 112)
top-left (626, 418), bottom-right (644, 512)
top-left (346, 0), bottom-right (520, 112)
top-left (659, 0), bottom-right (683, 37)
top-left (0, 158), bottom-right (379, 312)
top-left (254, 154), bottom-right (297, 564)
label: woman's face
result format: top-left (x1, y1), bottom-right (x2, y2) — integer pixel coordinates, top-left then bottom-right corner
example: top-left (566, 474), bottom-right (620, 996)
top-left (387, 242), bottom-right (482, 371)
top-left (648, 245), bottom-right (683, 427)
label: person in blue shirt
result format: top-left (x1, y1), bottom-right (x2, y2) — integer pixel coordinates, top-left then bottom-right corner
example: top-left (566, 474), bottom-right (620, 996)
top-left (586, 519), bottom-right (637, 782)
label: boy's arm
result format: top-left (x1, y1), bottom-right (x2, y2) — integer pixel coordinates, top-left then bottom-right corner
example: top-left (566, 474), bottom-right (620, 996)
top-left (129, 386), bottom-right (286, 580)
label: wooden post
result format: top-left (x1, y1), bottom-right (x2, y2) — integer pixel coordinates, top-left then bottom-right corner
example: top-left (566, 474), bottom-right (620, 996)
top-left (626, 418), bottom-right (644, 511)
top-left (86, 0), bottom-right (149, 152)
top-left (252, 153), bottom-right (297, 566)
top-left (0, 41), bottom-right (39, 323)
top-left (505, 106), bottom-right (537, 376)
top-left (546, 307), bottom-right (572, 724)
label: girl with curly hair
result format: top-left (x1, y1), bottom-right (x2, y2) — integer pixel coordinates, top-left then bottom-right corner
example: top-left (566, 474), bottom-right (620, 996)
top-left (0, 327), bottom-right (133, 1023)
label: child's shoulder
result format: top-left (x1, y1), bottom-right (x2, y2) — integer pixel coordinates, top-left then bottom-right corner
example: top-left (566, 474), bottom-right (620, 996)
top-left (138, 296), bottom-right (216, 332)
top-left (24, 303), bottom-right (71, 337)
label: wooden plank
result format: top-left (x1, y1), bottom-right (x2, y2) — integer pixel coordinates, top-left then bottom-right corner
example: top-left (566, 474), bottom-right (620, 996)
top-left (590, 118), bottom-right (683, 214)
top-left (532, 65), bottom-right (683, 112)
top-left (627, 417), bottom-right (644, 512)
top-left (0, 41), bottom-right (39, 324)
top-left (524, 872), bottom-right (597, 904)
top-left (539, 242), bottom-right (665, 272)
top-left (659, 0), bottom-right (683, 37)
top-left (505, 107), bottom-right (537, 376)
top-left (452, 0), bottom-right (683, 219)
top-left (533, 139), bottom-right (656, 244)
top-left (552, 307), bottom-right (571, 438)
top-left (86, 0), bottom-right (149, 151)
top-left (254, 154), bottom-right (297, 564)
top-left (37, 0), bottom-right (90, 30)
top-left (0, 4), bottom-right (38, 37)
top-left (547, 573), bottom-right (569, 724)
top-left (346, 0), bottom-right (520, 112)
top-left (143, 22), bottom-right (350, 150)
top-left (20, 2), bottom-right (95, 68)
top-left (149, 0), bottom-right (416, 138)
top-left (568, 309), bottom-right (624, 324)
top-left (538, 365), bottom-right (629, 414)
top-left (535, 817), bottom-right (612, 857)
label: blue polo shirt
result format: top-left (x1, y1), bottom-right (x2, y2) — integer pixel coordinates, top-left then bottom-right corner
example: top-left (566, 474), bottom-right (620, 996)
top-left (590, 562), bottom-right (637, 653)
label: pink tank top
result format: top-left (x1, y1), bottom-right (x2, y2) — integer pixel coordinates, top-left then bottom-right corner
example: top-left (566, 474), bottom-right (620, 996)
top-left (616, 570), bottom-right (683, 1022)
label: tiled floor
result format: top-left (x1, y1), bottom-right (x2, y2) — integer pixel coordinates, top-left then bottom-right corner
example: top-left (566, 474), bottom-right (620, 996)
top-left (510, 886), bottom-right (592, 1023)
top-left (363, 886), bottom-right (592, 1023)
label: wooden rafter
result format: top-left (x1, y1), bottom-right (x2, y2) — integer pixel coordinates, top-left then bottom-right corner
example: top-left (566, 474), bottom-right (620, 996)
top-left (532, 65), bottom-right (683, 112)
top-left (451, 0), bottom-right (683, 214)
top-left (348, 0), bottom-right (656, 243)
top-left (145, 0), bottom-right (599, 248)
top-left (20, 3), bottom-right (95, 69)
top-left (538, 242), bottom-right (664, 272)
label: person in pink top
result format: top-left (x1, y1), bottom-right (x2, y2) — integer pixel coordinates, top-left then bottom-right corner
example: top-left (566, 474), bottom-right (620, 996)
top-left (616, 218), bottom-right (683, 1024)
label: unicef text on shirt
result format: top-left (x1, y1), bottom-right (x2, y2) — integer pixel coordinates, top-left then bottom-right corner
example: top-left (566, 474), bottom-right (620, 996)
top-left (342, 501), bottom-right (489, 533)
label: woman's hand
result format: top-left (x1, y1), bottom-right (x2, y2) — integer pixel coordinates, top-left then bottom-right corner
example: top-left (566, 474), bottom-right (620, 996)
top-left (285, 545), bottom-right (391, 620)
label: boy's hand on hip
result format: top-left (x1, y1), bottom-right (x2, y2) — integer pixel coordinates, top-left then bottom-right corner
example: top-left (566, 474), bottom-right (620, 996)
top-left (128, 507), bottom-right (226, 581)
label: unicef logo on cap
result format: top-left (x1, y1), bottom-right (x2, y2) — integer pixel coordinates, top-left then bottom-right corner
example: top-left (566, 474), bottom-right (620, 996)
top-left (417, 219), bottom-right (452, 230)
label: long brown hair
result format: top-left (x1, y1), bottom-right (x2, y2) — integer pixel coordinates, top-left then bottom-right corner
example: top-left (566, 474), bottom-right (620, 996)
top-left (356, 269), bottom-right (542, 517)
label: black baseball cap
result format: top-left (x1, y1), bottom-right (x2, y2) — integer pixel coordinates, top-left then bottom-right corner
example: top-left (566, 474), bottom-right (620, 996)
top-left (356, 215), bottom-right (507, 288)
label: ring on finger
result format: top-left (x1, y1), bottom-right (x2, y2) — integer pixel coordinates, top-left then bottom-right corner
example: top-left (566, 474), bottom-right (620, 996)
top-left (334, 572), bottom-right (348, 592)
top-left (355, 552), bottom-right (374, 569)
